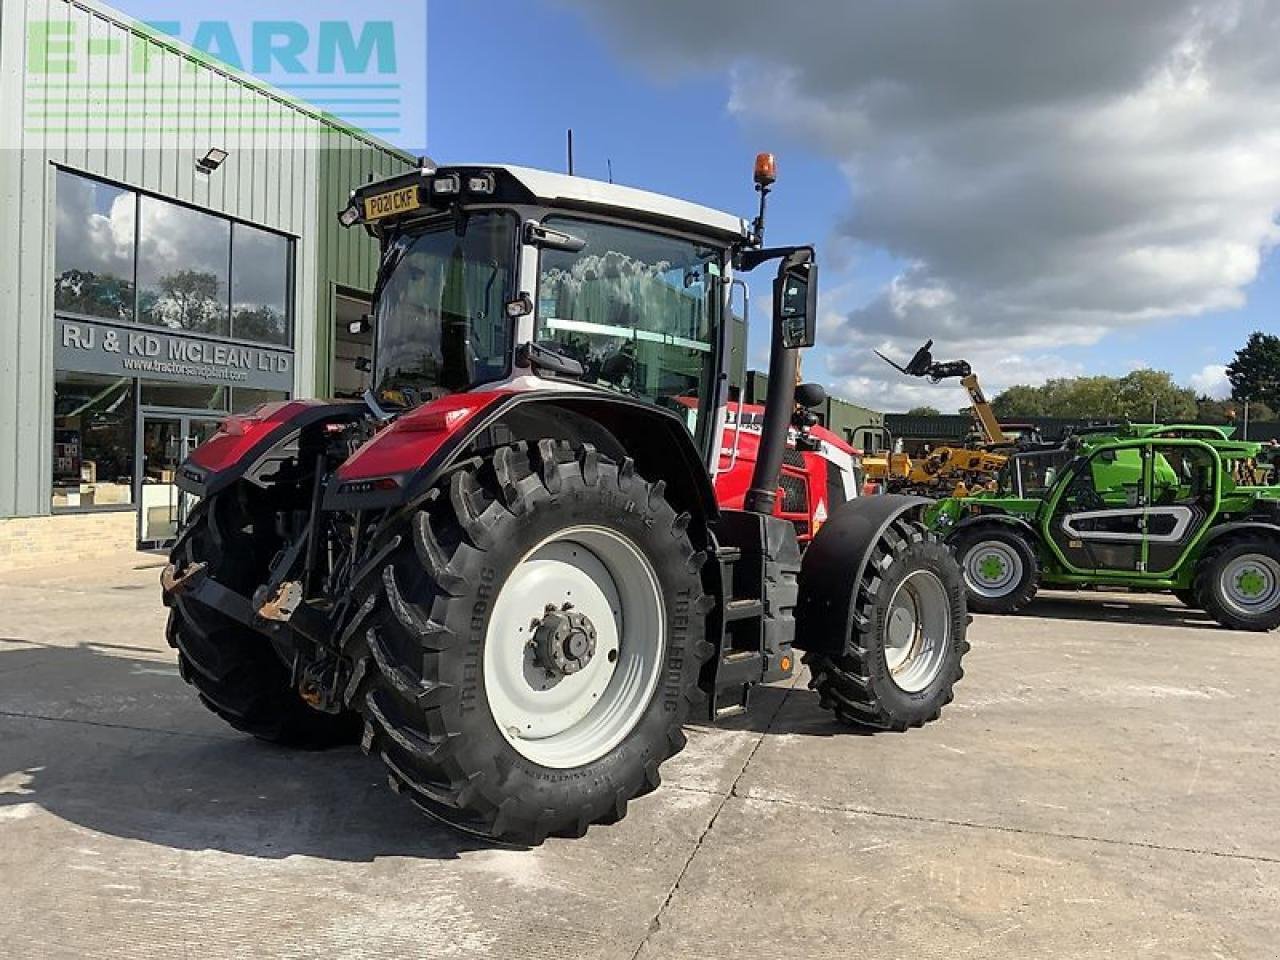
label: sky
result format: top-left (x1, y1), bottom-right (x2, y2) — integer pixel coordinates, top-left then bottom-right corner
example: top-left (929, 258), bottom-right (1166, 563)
top-left (113, 0), bottom-right (1280, 414)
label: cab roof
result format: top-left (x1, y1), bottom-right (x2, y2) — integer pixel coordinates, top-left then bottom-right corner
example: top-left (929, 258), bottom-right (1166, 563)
top-left (490, 164), bottom-right (750, 242)
top-left (349, 161), bottom-right (751, 244)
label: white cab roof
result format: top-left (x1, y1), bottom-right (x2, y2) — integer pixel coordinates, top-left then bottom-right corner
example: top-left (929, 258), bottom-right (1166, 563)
top-left (457, 164), bottom-right (750, 242)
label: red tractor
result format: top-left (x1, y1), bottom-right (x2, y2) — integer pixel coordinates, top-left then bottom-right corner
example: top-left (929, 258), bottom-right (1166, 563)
top-left (161, 155), bottom-right (968, 844)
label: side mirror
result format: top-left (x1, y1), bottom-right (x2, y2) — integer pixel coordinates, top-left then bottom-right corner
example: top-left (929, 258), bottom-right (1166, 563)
top-left (774, 259), bottom-right (817, 349)
top-left (795, 381), bottom-right (827, 410)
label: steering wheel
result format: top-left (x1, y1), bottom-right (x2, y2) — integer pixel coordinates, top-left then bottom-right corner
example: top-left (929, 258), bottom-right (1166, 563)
top-left (1068, 476), bottom-right (1106, 512)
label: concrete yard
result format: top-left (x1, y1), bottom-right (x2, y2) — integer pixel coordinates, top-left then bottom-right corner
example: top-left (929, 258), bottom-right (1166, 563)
top-left (2, 554), bottom-right (1277, 959)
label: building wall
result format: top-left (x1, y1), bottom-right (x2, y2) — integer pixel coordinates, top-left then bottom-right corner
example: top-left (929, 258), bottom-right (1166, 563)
top-left (313, 141), bottom-right (414, 395)
top-left (0, 0), bottom-right (410, 519)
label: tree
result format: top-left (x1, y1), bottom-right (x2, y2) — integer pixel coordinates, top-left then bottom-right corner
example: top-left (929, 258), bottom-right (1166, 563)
top-left (143, 270), bottom-right (226, 334)
top-left (232, 305), bottom-right (286, 344)
top-left (1226, 332), bottom-right (1280, 410)
top-left (991, 370), bottom-right (1197, 421)
top-left (991, 384), bottom-right (1048, 418)
top-left (906, 405), bottom-right (942, 417)
top-left (1198, 396), bottom-right (1277, 423)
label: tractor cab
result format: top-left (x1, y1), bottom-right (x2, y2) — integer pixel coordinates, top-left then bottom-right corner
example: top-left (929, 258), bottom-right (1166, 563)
top-left (340, 162), bottom-right (749, 464)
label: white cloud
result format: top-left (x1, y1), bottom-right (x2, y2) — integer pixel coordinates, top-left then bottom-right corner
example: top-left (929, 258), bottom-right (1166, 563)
top-left (565, 0), bottom-right (1280, 405)
top-left (1190, 363), bottom-right (1232, 398)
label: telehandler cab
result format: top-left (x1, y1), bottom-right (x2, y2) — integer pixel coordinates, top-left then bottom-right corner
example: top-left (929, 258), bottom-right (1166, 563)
top-left (160, 155), bottom-right (969, 844)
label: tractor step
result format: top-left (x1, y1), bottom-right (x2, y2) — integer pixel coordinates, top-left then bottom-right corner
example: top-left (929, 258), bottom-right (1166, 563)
top-left (724, 599), bottom-right (764, 622)
top-left (702, 511), bottom-right (801, 722)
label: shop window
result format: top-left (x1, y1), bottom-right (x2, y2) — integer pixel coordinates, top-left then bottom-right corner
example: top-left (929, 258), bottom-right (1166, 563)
top-left (137, 197), bottom-right (231, 336)
top-left (231, 224), bottom-right (291, 345)
top-left (140, 381), bottom-right (229, 411)
top-left (56, 170), bottom-right (294, 348)
top-left (52, 372), bottom-right (136, 510)
top-left (232, 387), bottom-right (290, 413)
top-left (53, 171), bottom-right (137, 321)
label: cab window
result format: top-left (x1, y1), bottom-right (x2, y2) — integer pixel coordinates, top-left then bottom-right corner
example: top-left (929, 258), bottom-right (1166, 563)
top-left (534, 217), bottom-right (723, 446)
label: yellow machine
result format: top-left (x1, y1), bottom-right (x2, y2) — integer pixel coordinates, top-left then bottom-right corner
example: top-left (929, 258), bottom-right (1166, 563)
top-left (864, 340), bottom-right (1032, 495)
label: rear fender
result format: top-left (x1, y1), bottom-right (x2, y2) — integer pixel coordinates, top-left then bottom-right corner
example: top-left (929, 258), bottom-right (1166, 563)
top-left (326, 391), bottom-right (719, 534)
top-left (179, 400), bottom-right (368, 498)
top-left (793, 494), bottom-right (931, 655)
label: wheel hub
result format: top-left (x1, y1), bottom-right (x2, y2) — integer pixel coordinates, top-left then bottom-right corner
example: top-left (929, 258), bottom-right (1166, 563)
top-left (977, 553), bottom-right (1006, 583)
top-left (533, 605), bottom-right (598, 676)
top-left (1236, 568), bottom-right (1266, 599)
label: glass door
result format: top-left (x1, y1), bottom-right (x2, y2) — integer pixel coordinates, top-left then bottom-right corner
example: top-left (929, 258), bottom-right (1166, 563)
top-left (137, 414), bottom-right (222, 548)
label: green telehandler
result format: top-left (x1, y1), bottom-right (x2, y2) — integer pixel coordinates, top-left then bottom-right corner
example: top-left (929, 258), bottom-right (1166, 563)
top-left (926, 424), bottom-right (1280, 630)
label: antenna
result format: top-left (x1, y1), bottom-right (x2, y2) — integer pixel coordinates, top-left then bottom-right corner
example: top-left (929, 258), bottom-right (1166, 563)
top-left (567, 129), bottom-right (575, 176)
top-left (607, 158), bottom-right (613, 183)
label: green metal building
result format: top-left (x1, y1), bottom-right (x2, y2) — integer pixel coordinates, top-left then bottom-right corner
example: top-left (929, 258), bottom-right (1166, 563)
top-left (0, 0), bottom-right (413, 562)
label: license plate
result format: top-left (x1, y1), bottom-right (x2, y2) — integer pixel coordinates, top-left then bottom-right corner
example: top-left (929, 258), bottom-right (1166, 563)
top-left (363, 186), bottom-right (421, 220)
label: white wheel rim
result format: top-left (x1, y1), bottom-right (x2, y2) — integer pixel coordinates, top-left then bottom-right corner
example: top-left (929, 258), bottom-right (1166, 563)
top-left (883, 569), bottom-right (952, 693)
top-left (1220, 554), bottom-right (1280, 617)
top-left (483, 525), bottom-right (664, 769)
top-left (963, 540), bottom-right (1024, 598)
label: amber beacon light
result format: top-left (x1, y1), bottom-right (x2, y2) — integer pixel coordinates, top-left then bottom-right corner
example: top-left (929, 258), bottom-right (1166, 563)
top-left (754, 152), bottom-right (777, 187)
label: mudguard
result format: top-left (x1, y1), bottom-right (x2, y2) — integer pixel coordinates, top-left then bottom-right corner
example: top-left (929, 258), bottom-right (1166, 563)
top-left (793, 494), bottom-right (930, 655)
top-left (1199, 520), bottom-right (1280, 551)
top-left (178, 399), bottom-right (368, 498)
top-left (947, 511), bottom-right (1039, 544)
top-left (325, 389), bottom-right (720, 525)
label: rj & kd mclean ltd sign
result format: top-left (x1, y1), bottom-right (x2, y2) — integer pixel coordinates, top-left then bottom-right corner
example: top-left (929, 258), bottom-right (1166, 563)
top-left (56, 317), bottom-right (293, 392)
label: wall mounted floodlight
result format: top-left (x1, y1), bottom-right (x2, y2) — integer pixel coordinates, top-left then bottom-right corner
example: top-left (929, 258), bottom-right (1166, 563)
top-left (196, 148), bottom-right (229, 174)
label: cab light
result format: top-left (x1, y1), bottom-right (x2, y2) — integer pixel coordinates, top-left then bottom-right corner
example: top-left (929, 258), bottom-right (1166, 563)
top-left (337, 477), bottom-right (400, 495)
top-left (505, 294), bottom-right (533, 318)
top-left (338, 203), bottom-right (361, 227)
top-left (432, 174), bottom-right (461, 195)
top-left (467, 172), bottom-right (495, 194)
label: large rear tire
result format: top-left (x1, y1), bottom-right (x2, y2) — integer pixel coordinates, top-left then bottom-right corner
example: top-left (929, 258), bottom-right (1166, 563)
top-left (1195, 536), bottom-right (1280, 631)
top-left (805, 519), bottom-right (968, 731)
top-left (950, 525), bottom-right (1039, 614)
top-left (166, 488), bottom-right (361, 748)
top-left (346, 440), bottom-right (711, 844)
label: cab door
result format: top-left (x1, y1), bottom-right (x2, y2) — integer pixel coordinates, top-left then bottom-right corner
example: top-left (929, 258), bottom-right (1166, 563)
top-left (1045, 445), bottom-right (1147, 573)
top-left (1141, 442), bottom-right (1218, 575)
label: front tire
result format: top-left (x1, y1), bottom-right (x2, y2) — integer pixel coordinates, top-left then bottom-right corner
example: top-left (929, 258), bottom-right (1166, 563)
top-left (951, 526), bottom-right (1039, 614)
top-left (1195, 537), bottom-right (1280, 631)
top-left (348, 441), bottom-right (711, 844)
top-left (805, 519), bottom-right (969, 731)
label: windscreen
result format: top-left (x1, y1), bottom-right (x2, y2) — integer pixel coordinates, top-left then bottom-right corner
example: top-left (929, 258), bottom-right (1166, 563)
top-left (1014, 449), bottom-right (1075, 498)
top-left (373, 212), bottom-right (516, 408)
